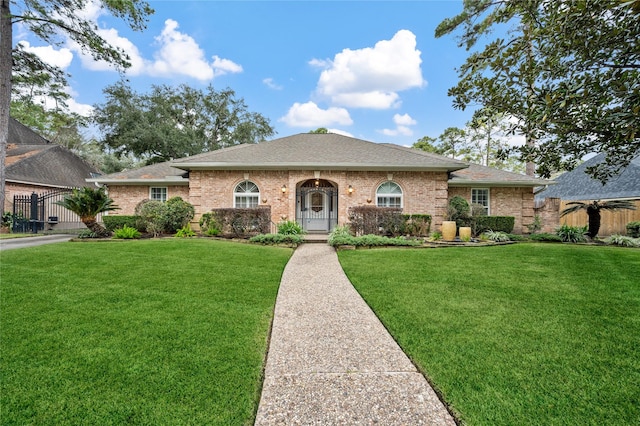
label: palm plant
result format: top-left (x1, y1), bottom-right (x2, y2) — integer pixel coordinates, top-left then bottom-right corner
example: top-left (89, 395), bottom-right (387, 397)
top-left (560, 200), bottom-right (636, 239)
top-left (55, 187), bottom-right (119, 237)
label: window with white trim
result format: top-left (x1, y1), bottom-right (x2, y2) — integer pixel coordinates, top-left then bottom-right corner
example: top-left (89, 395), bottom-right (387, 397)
top-left (150, 187), bottom-right (167, 202)
top-left (234, 181), bottom-right (260, 208)
top-left (376, 181), bottom-right (403, 208)
top-left (471, 188), bottom-right (490, 215)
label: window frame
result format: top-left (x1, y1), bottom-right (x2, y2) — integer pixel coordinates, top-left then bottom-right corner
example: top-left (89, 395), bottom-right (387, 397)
top-left (471, 188), bottom-right (490, 215)
top-left (376, 181), bottom-right (403, 208)
top-left (233, 180), bottom-right (260, 208)
top-left (150, 187), bottom-right (168, 202)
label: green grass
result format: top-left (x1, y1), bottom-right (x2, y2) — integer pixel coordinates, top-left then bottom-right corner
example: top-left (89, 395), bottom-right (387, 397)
top-left (1, 239), bottom-right (292, 425)
top-left (338, 244), bottom-right (640, 425)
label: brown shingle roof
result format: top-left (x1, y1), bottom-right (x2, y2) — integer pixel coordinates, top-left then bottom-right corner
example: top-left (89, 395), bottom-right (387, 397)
top-left (7, 118), bottom-right (99, 188)
top-left (449, 163), bottom-right (551, 187)
top-left (89, 161), bottom-right (188, 184)
top-left (172, 133), bottom-right (469, 171)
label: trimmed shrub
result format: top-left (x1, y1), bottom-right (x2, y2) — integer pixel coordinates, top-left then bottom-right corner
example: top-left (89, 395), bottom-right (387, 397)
top-left (446, 196), bottom-right (472, 228)
top-left (135, 200), bottom-right (166, 237)
top-left (556, 224), bottom-right (587, 243)
top-left (209, 207), bottom-right (271, 238)
top-left (474, 216), bottom-right (515, 234)
top-left (103, 215), bottom-right (142, 232)
top-left (348, 206), bottom-right (404, 236)
top-left (626, 221), bottom-right (640, 238)
top-left (249, 233), bottom-right (304, 246)
top-left (163, 197), bottom-right (195, 233)
top-left (113, 225), bottom-right (141, 239)
top-left (328, 225), bottom-right (357, 246)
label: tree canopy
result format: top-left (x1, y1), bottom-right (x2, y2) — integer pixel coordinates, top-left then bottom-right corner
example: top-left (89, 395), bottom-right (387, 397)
top-left (93, 82), bottom-right (276, 164)
top-left (435, 0), bottom-right (640, 182)
top-left (1, 0), bottom-right (154, 209)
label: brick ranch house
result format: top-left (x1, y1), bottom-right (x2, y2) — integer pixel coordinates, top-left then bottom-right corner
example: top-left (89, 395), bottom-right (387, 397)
top-left (89, 133), bottom-right (552, 234)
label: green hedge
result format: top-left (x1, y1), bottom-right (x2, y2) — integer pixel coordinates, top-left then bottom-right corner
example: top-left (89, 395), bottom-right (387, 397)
top-left (103, 215), bottom-right (143, 232)
top-left (474, 216), bottom-right (515, 234)
top-left (626, 221), bottom-right (640, 238)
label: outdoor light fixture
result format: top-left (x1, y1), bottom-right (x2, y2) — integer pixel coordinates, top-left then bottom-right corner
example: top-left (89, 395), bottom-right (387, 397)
top-left (281, 185), bottom-right (287, 193)
top-left (315, 179), bottom-right (320, 187)
top-left (348, 185), bottom-right (354, 194)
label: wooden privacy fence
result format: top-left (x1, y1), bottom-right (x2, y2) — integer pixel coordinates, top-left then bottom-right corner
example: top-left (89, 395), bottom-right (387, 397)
top-left (559, 199), bottom-right (640, 236)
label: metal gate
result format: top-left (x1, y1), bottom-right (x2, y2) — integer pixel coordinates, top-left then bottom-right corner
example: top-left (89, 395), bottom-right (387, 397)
top-left (12, 189), bottom-right (79, 233)
top-left (296, 184), bottom-right (338, 233)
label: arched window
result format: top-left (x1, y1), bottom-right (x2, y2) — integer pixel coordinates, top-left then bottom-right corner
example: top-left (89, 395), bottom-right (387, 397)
top-left (376, 181), bottom-right (403, 208)
top-left (234, 181), bottom-right (260, 208)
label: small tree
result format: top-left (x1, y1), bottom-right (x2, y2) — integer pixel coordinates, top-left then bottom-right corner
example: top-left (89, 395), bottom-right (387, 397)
top-left (55, 187), bottom-right (119, 237)
top-left (561, 200), bottom-right (637, 239)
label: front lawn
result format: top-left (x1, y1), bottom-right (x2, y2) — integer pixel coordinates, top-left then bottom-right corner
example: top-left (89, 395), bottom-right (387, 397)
top-left (1, 239), bottom-right (292, 425)
top-left (338, 244), bottom-right (640, 425)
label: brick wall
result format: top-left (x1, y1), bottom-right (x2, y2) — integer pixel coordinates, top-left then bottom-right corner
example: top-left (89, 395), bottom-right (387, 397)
top-left (4, 182), bottom-right (64, 212)
top-left (103, 172), bottom-right (536, 234)
top-left (189, 170), bottom-right (450, 228)
top-left (106, 185), bottom-right (189, 215)
top-left (448, 186), bottom-right (536, 234)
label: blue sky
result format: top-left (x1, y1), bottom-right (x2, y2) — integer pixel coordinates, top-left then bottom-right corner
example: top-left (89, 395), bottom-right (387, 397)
top-left (15, 0), bottom-right (482, 146)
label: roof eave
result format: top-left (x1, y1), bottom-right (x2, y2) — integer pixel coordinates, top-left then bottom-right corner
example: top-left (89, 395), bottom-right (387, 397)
top-left (448, 179), bottom-right (554, 187)
top-left (87, 178), bottom-right (189, 186)
top-left (171, 162), bottom-right (468, 172)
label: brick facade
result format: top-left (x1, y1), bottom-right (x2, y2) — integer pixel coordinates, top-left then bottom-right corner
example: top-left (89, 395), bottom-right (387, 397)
top-left (106, 185), bottom-right (190, 215)
top-left (105, 172), bottom-right (537, 234)
top-left (448, 186), bottom-right (536, 234)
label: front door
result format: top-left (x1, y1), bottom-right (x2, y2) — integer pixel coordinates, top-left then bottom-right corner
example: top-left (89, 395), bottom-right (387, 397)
top-left (296, 181), bottom-right (338, 232)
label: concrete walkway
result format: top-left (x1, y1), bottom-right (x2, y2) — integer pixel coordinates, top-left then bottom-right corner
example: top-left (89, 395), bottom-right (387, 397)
top-left (0, 234), bottom-right (74, 251)
top-left (255, 244), bottom-right (455, 425)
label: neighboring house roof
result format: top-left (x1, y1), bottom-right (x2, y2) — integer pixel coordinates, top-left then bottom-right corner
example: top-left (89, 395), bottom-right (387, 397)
top-left (88, 133), bottom-right (551, 188)
top-left (535, 153), bottom-right (640, 201)
top-left (7, 118), bottom-right (99, 189)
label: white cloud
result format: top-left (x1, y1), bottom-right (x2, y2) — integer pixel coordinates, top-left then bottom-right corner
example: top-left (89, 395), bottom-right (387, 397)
top-left (308, 58), bottom-right (329, 68)
top-left (18, 41), bottom-right (73, 69)
top-left (212, 55), bottom-right (243, 76)
top-left (393, 113), bottom-right (417, 126)
top-left (279, 101), bottom-right (353, 128)
top-left (263, 78), bottom-right (283, 90)
top-left (380, 113), bottom-right (417, 136)
top-left (327, 128), bottom-right (354, 137)
top-left (72, 27), bottom-right (147, 74)
top-left (315, 30), bottom-right (425, 109)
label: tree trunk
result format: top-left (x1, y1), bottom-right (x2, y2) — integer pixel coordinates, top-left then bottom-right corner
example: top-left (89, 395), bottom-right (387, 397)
top-left (586, 206), bottom-right (601, 238)
top-left (83, 217), bottom-right (110, 237)
top-left (0, 0), bottom-right (12, 212)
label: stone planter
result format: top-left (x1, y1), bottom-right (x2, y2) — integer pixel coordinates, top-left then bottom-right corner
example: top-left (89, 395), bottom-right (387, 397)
top-left (459, 227), bottom-right (472, 241)
top-left (441, 221), bottom-right (457, 241)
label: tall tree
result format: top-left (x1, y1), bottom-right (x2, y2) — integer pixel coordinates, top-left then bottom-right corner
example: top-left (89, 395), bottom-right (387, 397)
top-left (93, 82), bottom-right (276, 164)
top-left (0, 0), bottom-right (153, 211)
top-left (468, 108), bottom-right (525, 173)
top-left (436, 0), bottom-right (640, 182)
